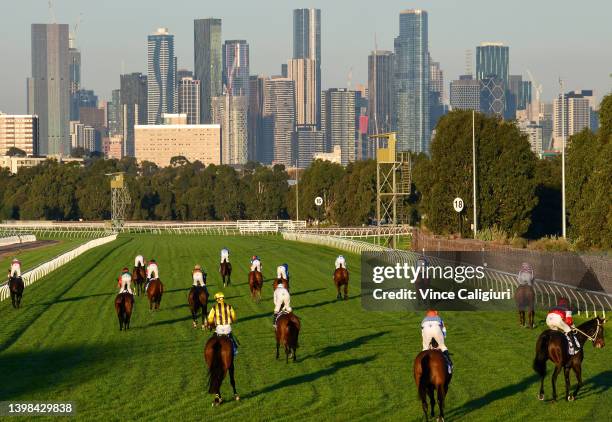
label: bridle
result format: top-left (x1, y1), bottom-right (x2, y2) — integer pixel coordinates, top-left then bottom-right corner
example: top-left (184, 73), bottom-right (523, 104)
top-left (573, 319), bottom-right (604, 343)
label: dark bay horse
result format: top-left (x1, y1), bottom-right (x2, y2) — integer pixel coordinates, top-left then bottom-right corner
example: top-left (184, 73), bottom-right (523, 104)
top-left (333, 266), bottom-right (349, 300)
top-left (220, 260), bottom-right (232, 287)
top-left (275, 313), bottom-right (301, 363)
top-left (273, 278), bottom-right (289, 291)
top-left (188, 284), bottom-right (209, 329)
top-left (533, 316), bottom-right (606, 401)
top-left (146, 278), bottom-right (164, 311)
top-left (114, 292), bottom-right (134, 331)
top-left (248, 270), bottom-right (263, 302)
top-left (414, 349), bottom-right (452, 421)
top-left (515, 284), bottom-right (535, 328)
top-left (205, 334), bottom-right (239, 406)
top-left (9, 276), bottom-right (24, 309)
top-left (132, 266), bottom-right (146, 296)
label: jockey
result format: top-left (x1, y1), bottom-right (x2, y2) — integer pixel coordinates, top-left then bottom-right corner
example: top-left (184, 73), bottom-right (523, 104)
top-left (118, 267), bottom-right (133, 295)
top-left (10, 258), bottom-right (21, 278)
top-left (276, 263), bottom-right (290, 284)
top-left (416, 255), bottom-right (429, 278)
top-left (421, 309), bottom-right (452, 370)
top-left (517, 262), bottom-right (534, 286)
top-left (220, 247), bottom-right (230, 263)
top-left (335, 255), bottom-right (347, 269)
top-left (250, 255), bottom-right (262, 272)
top-left (192, 264), bottom-right (206, 287)
top-left (146, 259), bottom-right (159, 280)
top-left (546, 297), bottom-right (581, 353)
top-left (134, 254), bottom-right (145, 268)
top-left (207, 292), bottom-right (238, 354)
top-left (273, 270), bottom-right (292, 327)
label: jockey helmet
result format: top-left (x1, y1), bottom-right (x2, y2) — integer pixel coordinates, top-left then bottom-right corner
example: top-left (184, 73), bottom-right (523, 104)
top-left (122, 267), bottom-right (129, 273)
top-left (194, 264), bottom-right (201, 270)
top-left (252, 255), bottom-right (257, 261)
top-left (557, 297), bottom-right (569, 306)
top-left (521, 262), bottom-right (532, 271)
top-left (150, 259), bottom-right (156, 263)
top-left (426, 309), bottom-right (438, 317)
top-left (12, 258), bottom-right (20, 263)
top-left (214, 291), bottom-right (225, 301)
top-left (338, 255), bottom-right (344, 258)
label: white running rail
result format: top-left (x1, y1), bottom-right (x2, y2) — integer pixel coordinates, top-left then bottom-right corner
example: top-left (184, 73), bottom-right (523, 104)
top-left (0, 235), bottom-right (36, 247)
top-left (0, 234), bottom-right (117, 302)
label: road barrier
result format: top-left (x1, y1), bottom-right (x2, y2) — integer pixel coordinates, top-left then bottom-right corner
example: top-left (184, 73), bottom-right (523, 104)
top-left (0, 234), bottom-right (118, 302)
top-left (0, 235), bottom-right (36, 247)
top-left (282, 232), bottom-right (611, 317)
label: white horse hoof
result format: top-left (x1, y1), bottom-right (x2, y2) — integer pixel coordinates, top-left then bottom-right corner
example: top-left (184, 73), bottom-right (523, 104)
top-left (538, 394), bottom-right (545, 401)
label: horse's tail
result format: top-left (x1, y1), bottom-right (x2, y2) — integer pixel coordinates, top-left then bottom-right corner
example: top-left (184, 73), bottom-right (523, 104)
top-left (417, 354), bottom-right (431, 402)
top-left (208, 339), bottom-right (225, 394)
top-left (533, 331), bottom-right (549, 377)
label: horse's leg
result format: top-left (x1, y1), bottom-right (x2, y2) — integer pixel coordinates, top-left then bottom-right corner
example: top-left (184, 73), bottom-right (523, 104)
top-left (519, 310), bottom-right (524, 327)
top-left (229, 362), bottom-right (239, 398)
top-left (276, 340), bottom-right (280, 360)
top-left (551, 365), bottom-right (560, 401)
top-left (286, 344), bottom-right (290, 364)
top-left (529, 310), bottom-right (535, 328)
top-left (571, 361), bottom-right (582, 400)
top-left (427, 386), bottom-right (435, 417)
top-left (563, 366), bottom-right (571, 401)
top-left (437, 384), bottom-right (446, 421)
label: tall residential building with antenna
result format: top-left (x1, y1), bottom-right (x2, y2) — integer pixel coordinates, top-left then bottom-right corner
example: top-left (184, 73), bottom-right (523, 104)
top-left (147, 27), bottom-right (177, 125)
top-left (293, 8), bottom-right (321, 127)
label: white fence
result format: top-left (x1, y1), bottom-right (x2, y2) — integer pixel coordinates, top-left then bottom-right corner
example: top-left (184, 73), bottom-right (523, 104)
top-left (0, 234), bottom-right (118, 302)
top-left (0, 235), bottom-right (36, 247)
top-left (282, 232), bottom-right (611, 317)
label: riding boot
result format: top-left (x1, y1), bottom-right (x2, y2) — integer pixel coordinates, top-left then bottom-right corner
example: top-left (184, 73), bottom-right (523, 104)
top-left (570, 332), bottom-right (581, 350)
top-left (442, 350), bottom-right (453, 372)
top-left (272, 313), bottom-right (278, 328)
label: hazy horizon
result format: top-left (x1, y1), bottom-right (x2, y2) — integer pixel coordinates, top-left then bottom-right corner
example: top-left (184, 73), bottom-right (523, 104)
top-left (1, 0), bottom-right (611, 113)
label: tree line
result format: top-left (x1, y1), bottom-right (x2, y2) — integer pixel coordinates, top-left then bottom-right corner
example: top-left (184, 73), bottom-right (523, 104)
top-left (0, 95), bottom-right (609, 248)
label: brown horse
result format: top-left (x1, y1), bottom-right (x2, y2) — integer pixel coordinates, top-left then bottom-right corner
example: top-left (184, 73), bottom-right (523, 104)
top-left (273, 278), bottom-right (289, 291)
top-left (515, 284), bottom-right (535, 328)
top-left (220, 260), bottom-right (232, 287)
top-left (414, 349), bottom-right (452, 421)
top-left (114, 292), bottom-right (134, 331)
top-left (533, 316), bottom-right (606, 401)
top-left (188, 285), bottom-right (209, 329)
top-left (146, 278), bottom-right (164, 311)
top-left (9, 276), bottom-right (24, 309)
top-left (333, 266), bottom-right (349, 300)
top-left (132, 266), bottom-right (146, 296)
top-left (204, 334), bottom-right (239, 406)
top-left (248, 270), bottom-right (263, 302)
top-left (275, 312), bottom-right (301, 363)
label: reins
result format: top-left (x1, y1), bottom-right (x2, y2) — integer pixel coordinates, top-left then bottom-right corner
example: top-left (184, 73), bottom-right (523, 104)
top-left (573, 320), bottom-right (602, 343)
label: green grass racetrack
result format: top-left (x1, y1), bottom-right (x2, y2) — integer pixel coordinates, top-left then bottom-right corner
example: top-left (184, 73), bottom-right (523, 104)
top-left (1, 234), bottom-right (610, 421)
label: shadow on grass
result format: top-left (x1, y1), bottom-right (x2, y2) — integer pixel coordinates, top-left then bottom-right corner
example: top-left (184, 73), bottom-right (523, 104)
top-left (446, 373), bottom-right (540, 419)
top-left (135, 315), bottom-right (193, 329)
top-left (35, 291), bottom-right (112, 305)
top-left (0, 344), bottom-right (117, 400)
top-left (572, 370), bottom-right (612, 399)
top-left (301, 331), bottom-right (390, 361)
top-left (242, 355), bottom-right (376, 399)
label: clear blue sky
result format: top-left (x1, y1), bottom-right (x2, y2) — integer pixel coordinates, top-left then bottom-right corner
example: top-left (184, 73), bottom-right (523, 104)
top-left (1, 0), bottom-right (611, 113)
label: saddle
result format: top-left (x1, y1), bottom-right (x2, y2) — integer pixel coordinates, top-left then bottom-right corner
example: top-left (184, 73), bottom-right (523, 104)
top-left (564, 332), bottom-right (581, 356)
top-left (274, 310), bottom-right (292, 325)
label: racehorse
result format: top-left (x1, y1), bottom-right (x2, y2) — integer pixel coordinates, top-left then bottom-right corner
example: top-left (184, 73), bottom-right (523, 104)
top-left (333, 266), bottom-right (349, 300)
top-left (9, 276), bottom-right (24, 309)
top-left (220, 260), bottom-right (232, 287)
top-left (275, 312), bottom-right (301, 363)
top-left (114, 292), bottom-right (134, 331)
top-left (413, 347), bottom-right (452, 422)
top-left (205, 334), bottom-right (239, 406)
top-left (248, 270), bottom-right (263, 302)
top-left (515, 284), bottom-right (535, 328)
top-left (188, 283), bottom-right (209, 329)
top-left (146, 278), bottom-right (164, 311)
top-left (132, 266), bottom-right (146, 296)
top-left (533, 316), bottom-right (606, 401)
top-left (273, 277), bottom-right (289, 291)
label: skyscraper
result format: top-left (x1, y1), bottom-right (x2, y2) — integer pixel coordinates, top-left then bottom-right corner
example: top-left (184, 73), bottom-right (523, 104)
top-left (450, 75), bottom-right (481, 111)
top-left (288, 58), bottom-right (317, 126)
top-left (393, 9), bottom-right (430, 153)
top-left (0, 113), bottom-right (39, 156)
top-left (178, 77), bottom-right (201, 124)
top-left (28, 24), bottom-right (70, 155)
top-left (222, 40), bottom-right (249, 97)
top-left (476, 42), bottom-right (509, 117)
top-left (248, 75), bottom-right (265, 162)
top-left (107, 89), bottom-right (122, 137)
top-left (147, 28), bottom-right (177, 125)
top-left (120, 72), bottom-right (147, 156)
top-left (292, 125), bottom-right (325, 168)
top-left (211, 94), bottom-right (248, 165)
top-left (293, 8), bottom-right (321, 126)
top-left (262, 77), bottom-right (296, 166)
top-left (553, 90), bottom-right (594, 149)
top-left (321, 88), bottom-right (356, 166)
top-left (429, 59), bottom-right (446, 131)
top-left (194, 18), bottom-right (222, 124)
top-left (68, 34), bottom-right (81, 121)
top-left (368, 50), bottom-right (394, 135)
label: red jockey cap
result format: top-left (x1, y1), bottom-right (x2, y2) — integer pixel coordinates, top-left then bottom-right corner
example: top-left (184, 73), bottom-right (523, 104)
top-left (426, 309), bottom-right (438, 317)
top-left (557, 297), bottom-right (569, 306)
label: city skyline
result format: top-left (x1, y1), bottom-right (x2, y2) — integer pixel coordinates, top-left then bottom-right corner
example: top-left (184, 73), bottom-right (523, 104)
top-left (1, 1), bottom-right (611, 114)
